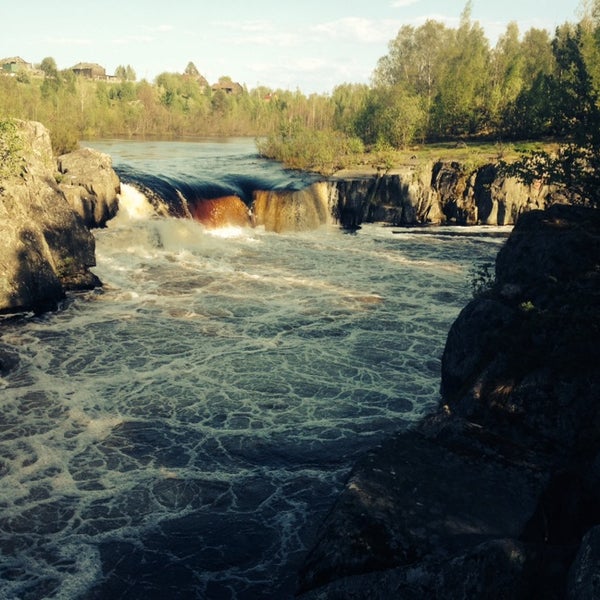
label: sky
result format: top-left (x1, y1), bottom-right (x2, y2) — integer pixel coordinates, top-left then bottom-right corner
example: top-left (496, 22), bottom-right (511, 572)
top-left (0, 1), bottom-right (581, 94)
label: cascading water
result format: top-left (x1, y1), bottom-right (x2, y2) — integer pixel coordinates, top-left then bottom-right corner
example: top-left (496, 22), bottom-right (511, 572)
top-left (0, 139), bottom-right (510, 599)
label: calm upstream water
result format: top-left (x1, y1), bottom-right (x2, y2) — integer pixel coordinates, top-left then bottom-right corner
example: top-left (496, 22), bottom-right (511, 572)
top-left (0, 139), bottom-right (508, 599)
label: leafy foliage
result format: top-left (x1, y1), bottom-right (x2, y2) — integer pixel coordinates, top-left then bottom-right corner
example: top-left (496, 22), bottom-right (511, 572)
top-left (502, 144), bottom-right (600, 207)
top-left (257, 120), bottom-right (363, 174)
top-left (501, 15), bottom-right (600, 207)
top-left (469, 261), bottom-right (496, 298)
top-left (1, 1), bottom-right (600, 187)
top-left (354, 86), bottom-right (425, 148)
top-left (0, 118), bottom-right (24, 179)
top-left (114, 65), bottom-right (136, 81)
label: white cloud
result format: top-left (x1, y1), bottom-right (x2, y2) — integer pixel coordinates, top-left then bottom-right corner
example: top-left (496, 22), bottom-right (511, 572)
top-left (240, 31), bottom-right (300, 46)
top-left (142, 24), bottom-right (174, 33)
top-left (229, 20), bottom-right (273, 33)
top-left (312, 17), bottom-right (400, 43)
top-left (216, 20), bottom-right (300, 46)
top-left (409, 13), bottom-right (460, 28)
top-left (46, 37), bottom-right (93, 46)
top-left (291, 57), bottom-right (329, 72)
top-left (112, 35), bottom-right (156, 45)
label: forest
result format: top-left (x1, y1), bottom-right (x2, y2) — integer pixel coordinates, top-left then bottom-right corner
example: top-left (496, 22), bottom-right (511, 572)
top-left (1, 2), bottom-right (599, 203)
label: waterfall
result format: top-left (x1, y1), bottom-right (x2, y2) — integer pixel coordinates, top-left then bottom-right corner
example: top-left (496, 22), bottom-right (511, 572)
top-left (188, 195), bottom-right (253, 228)
top-left (252, 181), bottom-right (332, 232)
top-left (115, 183), bottom-right (157, 221)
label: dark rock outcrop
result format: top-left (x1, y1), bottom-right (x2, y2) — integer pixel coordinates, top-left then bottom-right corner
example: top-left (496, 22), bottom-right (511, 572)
top-left (57, 146), bottom-right (120, 228)
top-left (297, 205), bottom-right (600, 598)
top-left (568, 525), bottom-right (600, 599)
top-left (0, 120), bottom-right (102, 314)
top-left (328, 161), bottom-right (555, 229)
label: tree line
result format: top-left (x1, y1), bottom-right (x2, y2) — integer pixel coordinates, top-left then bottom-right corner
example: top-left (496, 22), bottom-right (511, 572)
top-left (355, 1), bottom-right (600, 145)
top-left (0, 56), bottom-right (334, 155)
top-left (1, 0), bottom-right (599, 204)
top-left (260, 0), bottom-right (600, 205)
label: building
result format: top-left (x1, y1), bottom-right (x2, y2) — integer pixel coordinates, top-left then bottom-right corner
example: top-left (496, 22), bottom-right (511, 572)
top-left (0, 56), bottom-right (32, 74)
top-left (211, 78), bottom-right (244, 95)
top-left (71, 62), bottom-right (107, 79)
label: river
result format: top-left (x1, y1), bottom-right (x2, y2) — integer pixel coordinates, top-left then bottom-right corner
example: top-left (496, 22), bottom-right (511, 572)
top-left (0, 138), bottom-right (508, 599)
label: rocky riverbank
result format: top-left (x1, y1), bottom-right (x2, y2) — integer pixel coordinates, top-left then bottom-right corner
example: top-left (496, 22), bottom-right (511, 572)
top-left (296, 204), bottom-right (600, 598)
top-left (328, 161), bottom-right (566, 229)
top-left (0, 120), bottom-right (120, 316)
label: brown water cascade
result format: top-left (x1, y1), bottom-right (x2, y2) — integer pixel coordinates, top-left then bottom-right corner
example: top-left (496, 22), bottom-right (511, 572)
top-left (252, 182), bottom-right (331, 232)
top-left (189, 195), bottom-right (253, 228)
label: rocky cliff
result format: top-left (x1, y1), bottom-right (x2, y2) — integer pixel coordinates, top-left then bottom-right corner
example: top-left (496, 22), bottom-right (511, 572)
top-left (297, 204), bottom-right (600, 598)
top-left (0, 120), bottom-right (120, 315)
top-left (328, 161), bottom-right (558, 229)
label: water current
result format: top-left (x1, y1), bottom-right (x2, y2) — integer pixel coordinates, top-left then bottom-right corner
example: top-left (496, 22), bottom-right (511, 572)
top-left (0, 139), bottom-right (509, 599)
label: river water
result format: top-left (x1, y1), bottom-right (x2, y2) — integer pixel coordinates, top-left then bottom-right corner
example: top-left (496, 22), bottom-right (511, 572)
top-left (0, 139), bottom-right (508, 599)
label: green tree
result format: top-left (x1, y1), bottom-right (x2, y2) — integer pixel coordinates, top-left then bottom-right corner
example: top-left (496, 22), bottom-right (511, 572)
top-left (257, 119), bottom-right (363, 174)
top-left (488, 22), bottom-right (524, 128)
top-left (501, 28), bottom-right (556, 137)
top-left (355, 86), bottom-right (425, 148)
top-left (39, 57), bottom-right (58, 79)
top-left (40, 56), bottom-right (61, 100)
top-left (431, 2), bottom-right (491, 136)
top-left (503, 17), bottom-right (600, 206)
top-left (373, 20), bottom-right (451, 136)
top-left (551, 23), bottom-right (598, 138)
top-left (0, 119), bottom-right (24, 178)
top-left (521, 28), bottom-right (555, 81)
top-left (115, 64), bottom-right (136, 81)
top-left (331, 83), bottom-right (370, 136)
top-left (184, 61), bottom-right (200, 78)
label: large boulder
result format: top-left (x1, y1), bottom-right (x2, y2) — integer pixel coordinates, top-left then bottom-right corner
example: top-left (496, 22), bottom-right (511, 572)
top-left (0, 120), bottom-right (100, 314)
top-left (57, 146), bottom-right (120, 227)
top-left (297, 420), bottom-right (551, 596)
top-left (297, 205), bottom-right (600, 598)
top-left (442, 205), bottom-right (600, 453)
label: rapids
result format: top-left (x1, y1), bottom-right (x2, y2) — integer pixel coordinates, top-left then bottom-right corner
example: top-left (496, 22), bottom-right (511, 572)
top-left (0, 139), bottom-right (509, 599)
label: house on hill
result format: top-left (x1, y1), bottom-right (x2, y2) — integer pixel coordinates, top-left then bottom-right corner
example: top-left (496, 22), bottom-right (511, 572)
top-left (1, 56), bottom-right (32, 74)
top-left (71, 62), bottom-right (107, 79)
top-left (211, 77), bottom-right (243, 95)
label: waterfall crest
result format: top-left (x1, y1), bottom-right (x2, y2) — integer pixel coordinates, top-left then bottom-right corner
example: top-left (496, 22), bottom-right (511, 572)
top-left (252, 182), bottom-right (331, 232)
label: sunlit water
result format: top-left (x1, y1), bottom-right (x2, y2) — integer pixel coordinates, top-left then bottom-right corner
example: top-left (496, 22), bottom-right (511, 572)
top-left (0, 139), bottom-right (508, 599)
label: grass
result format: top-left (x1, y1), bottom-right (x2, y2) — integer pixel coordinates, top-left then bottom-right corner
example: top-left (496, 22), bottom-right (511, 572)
top-left (337, 139), bottom-right (559, 175)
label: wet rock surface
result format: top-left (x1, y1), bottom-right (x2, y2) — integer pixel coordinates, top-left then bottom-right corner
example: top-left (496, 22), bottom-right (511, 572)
top-left (329, 160), bottom-right (556, 229)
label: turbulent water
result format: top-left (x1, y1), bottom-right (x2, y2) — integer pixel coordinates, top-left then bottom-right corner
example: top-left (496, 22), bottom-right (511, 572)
top-left (0, 139), bottom-right (509, 599)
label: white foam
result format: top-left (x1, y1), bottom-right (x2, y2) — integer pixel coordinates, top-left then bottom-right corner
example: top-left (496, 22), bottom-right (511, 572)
top-left (207, 225), bottom-right (251, 239)
top-left (0, 219), bottom-right (507, 598)
top-left (52, 543), bottom-right (102, 600)
top-left (112, 183), bottom-right (156, 223)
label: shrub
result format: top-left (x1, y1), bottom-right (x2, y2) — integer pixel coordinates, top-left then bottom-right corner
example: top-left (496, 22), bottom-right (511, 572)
top-left (0, 119), bottom-right (24, 179)
top-left (469, 261), bottom-right (495, 298)
top-left (257, 120), bottom-right (364, 174)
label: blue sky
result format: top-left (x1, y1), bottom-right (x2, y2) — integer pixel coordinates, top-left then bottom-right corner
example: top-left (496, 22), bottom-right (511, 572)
top-left (1, 0), bottom-right (580, 94)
